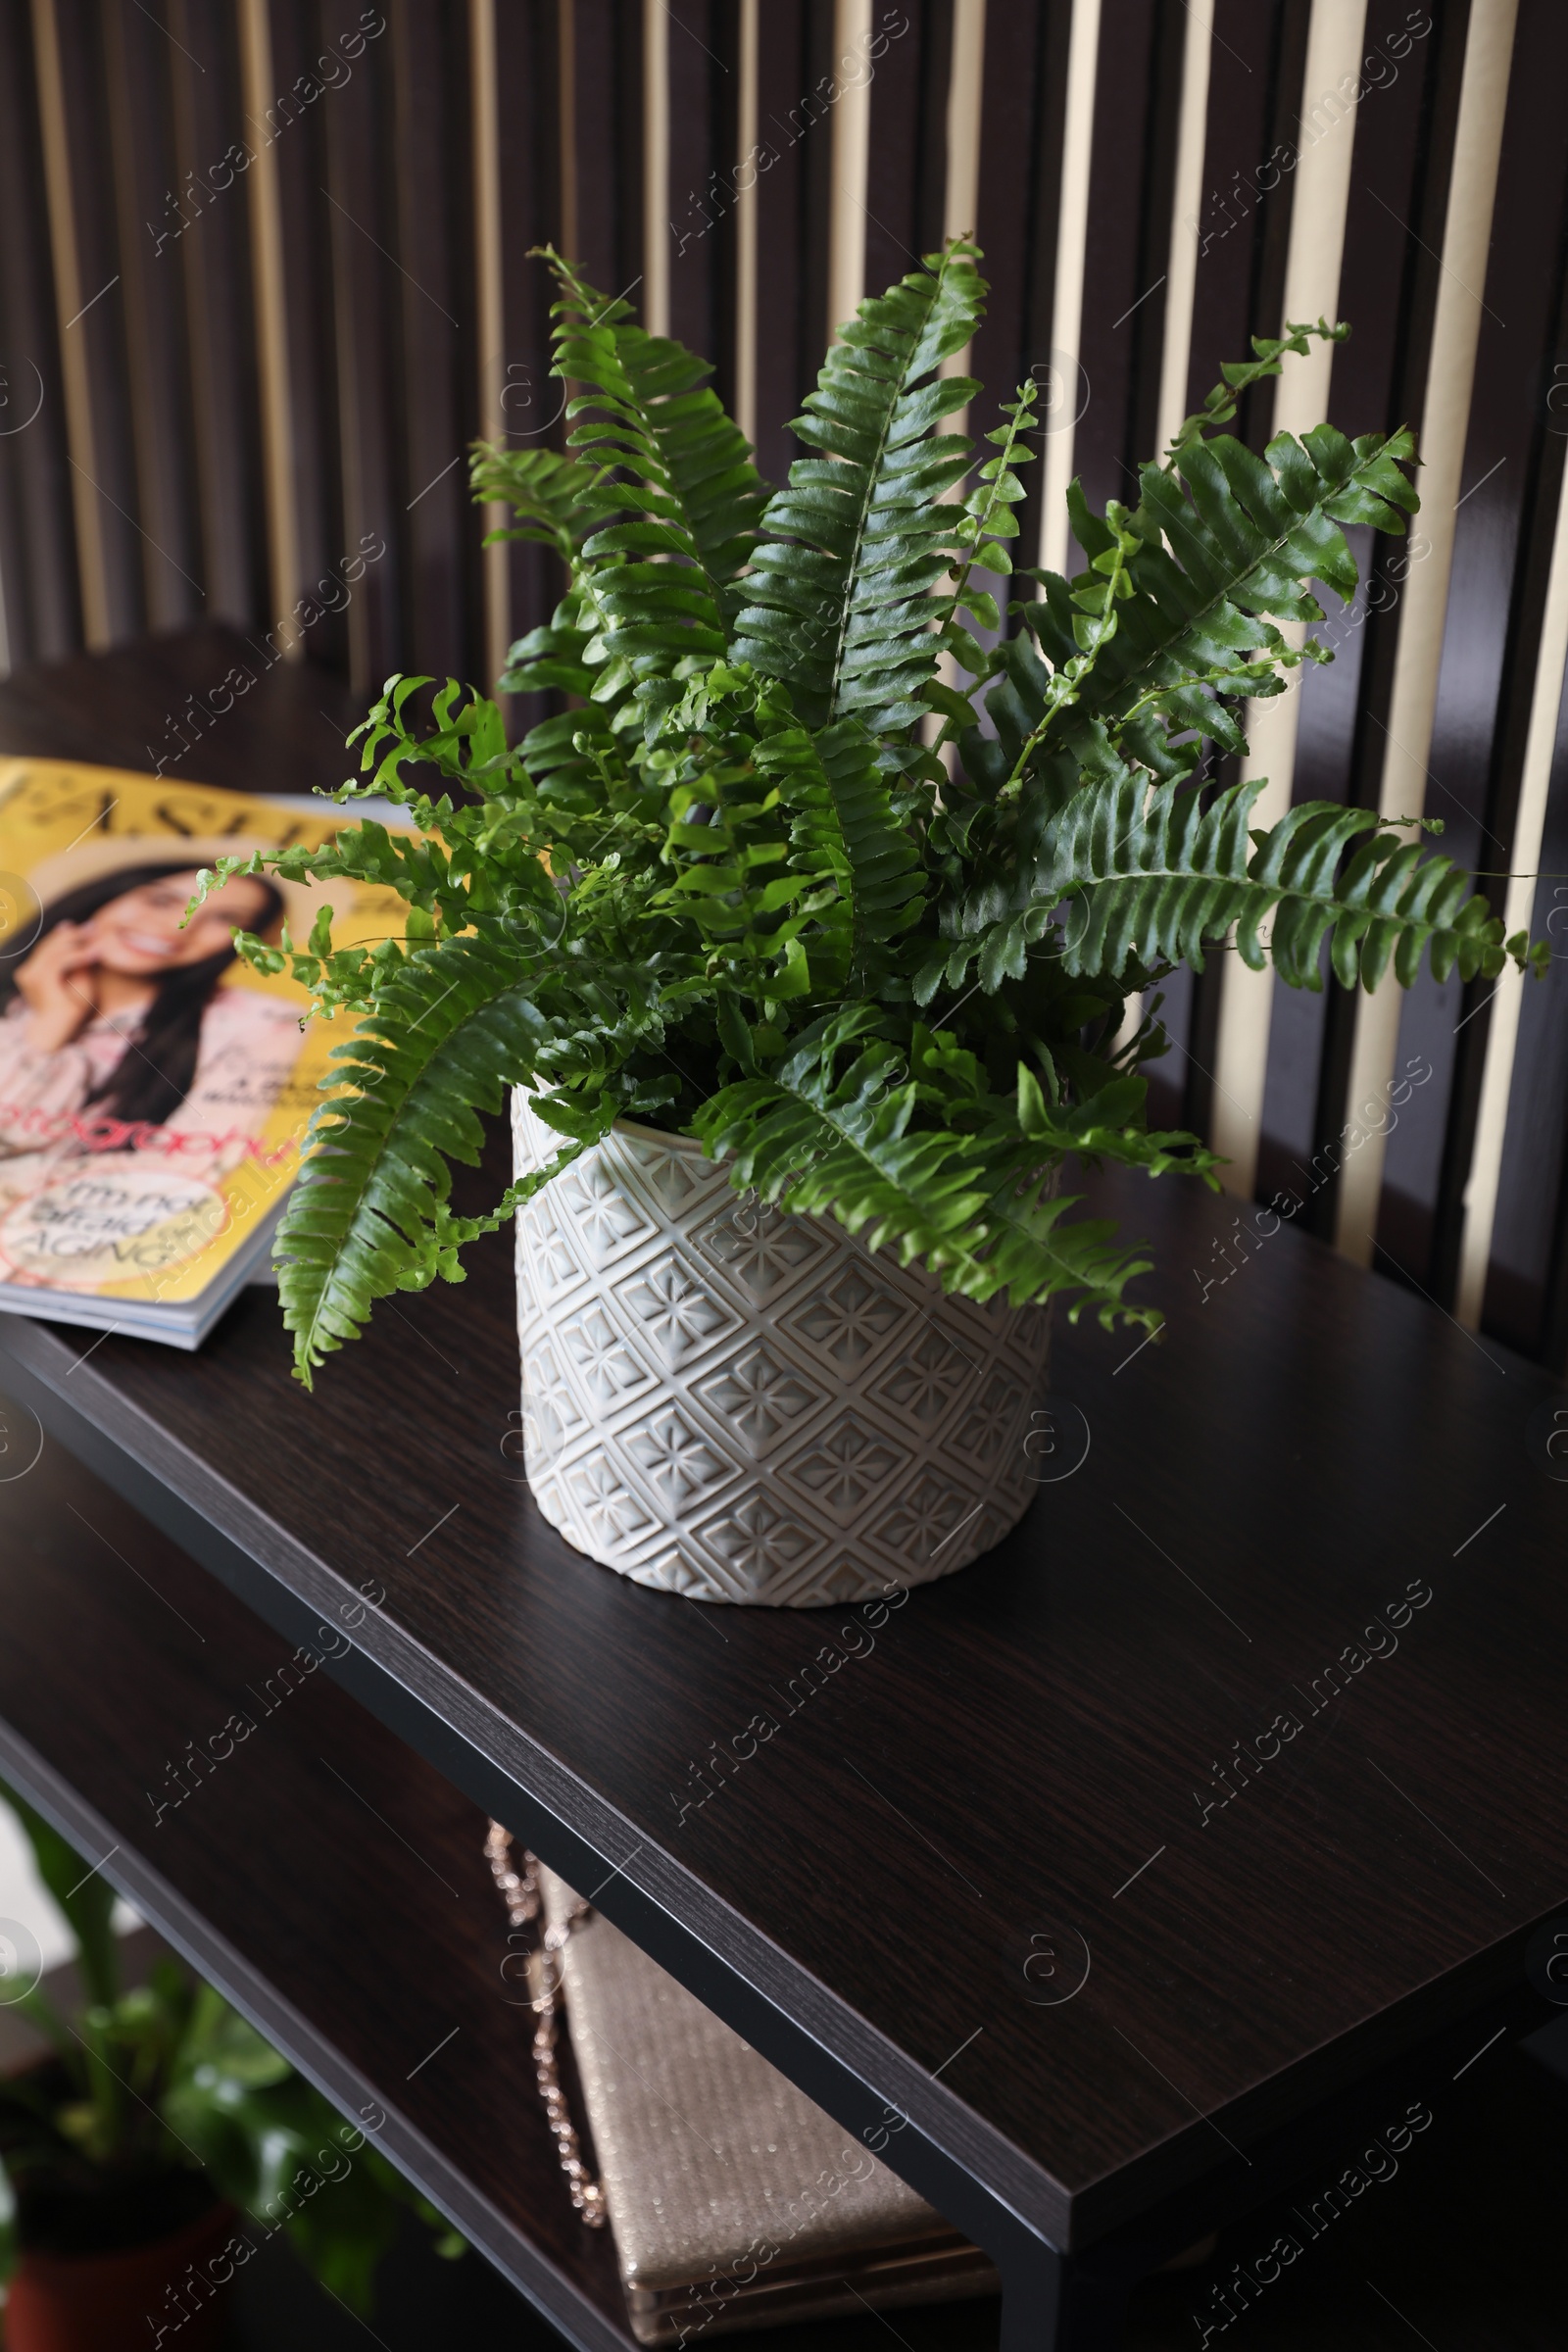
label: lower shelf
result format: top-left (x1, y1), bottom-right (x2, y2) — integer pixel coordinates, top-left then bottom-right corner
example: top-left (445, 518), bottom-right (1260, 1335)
top-left (0, 1391), bottom-right (999, 2352)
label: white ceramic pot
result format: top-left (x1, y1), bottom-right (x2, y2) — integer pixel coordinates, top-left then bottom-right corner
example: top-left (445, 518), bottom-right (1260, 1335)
top-left (513, 1091), bottom-right (1051, 1607)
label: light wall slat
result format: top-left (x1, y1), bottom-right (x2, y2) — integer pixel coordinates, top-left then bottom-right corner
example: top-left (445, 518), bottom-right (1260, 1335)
top-left (1037, 0), bottom-right (1100, 580)
top-left (1210, 0), bottom-right (1368, 1199)
top-left (1456, 455), bottom-right (1568, 1325)
top-left (643, 0), bottom-right (670, 340)
top-left (1335, 0), bottom-right (1521, 1261)
top-left (827, 0), bottom-right (873, 340)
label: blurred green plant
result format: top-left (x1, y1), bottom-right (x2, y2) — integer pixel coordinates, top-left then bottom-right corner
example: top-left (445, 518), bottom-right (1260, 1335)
top-left (0, 1781), bottom-right (461, 2315)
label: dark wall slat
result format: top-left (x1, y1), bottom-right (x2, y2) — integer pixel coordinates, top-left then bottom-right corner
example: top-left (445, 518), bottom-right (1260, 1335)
top-left (493, 0), bottom-right (567, 676)
top-left (389, 0), bottom-right (480, 683)
top-left (970, 2), bottom-right (1070, 607)
top-left (319, 5), bottom-right (402, 690)
top-left (103, 0), bottom-right (205, 633)
top-left (1306, 0), bottom-right (1475, 1241)
top-left (862, 0), bottom-right (954, 306)
top-left (1144, 0), bottom-right (1303, 1137)
top-left (1413, 0), bottom-right (1568, 1317)
top-left (568, 0), bottom-right (644, 304)
top-left (168, 0), bottom-right (269, 626)
top-left (1533, 686), bottom-right (1568, 1369)
top-left (262, 0), bottom-right (350, 669)
top-left (1255, 0), bottom-right (1457, 1215)
top-left (0, 0), bottom-right (80, 662)
top-left (1072, 0), bottom-right (1185, 535)
top-left (664, 0), bottom-right (737, 405)
top-left (751, 0), bottom-right (836, 493)
top-left (49, 0), bottom-right (147, 643)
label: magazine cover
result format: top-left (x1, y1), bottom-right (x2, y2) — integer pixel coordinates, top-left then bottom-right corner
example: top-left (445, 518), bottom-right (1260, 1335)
top-left (0, 759), bottom-right (408, 1345)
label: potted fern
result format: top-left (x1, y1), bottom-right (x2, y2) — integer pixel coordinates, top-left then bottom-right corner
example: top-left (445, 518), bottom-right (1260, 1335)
top-left (207, 241), bottom-right (1540, 1606)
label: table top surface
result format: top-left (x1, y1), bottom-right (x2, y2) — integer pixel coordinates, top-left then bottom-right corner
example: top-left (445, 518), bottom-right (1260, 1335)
top-left (2, 631), bottom-right (1566, 2259)
top-left (6, 1111), bottom-right (1566, 2253)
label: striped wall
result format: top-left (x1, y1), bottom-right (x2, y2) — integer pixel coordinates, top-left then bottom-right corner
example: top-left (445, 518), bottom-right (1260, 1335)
top-left (1, 0), bottom-right (1566, 1368)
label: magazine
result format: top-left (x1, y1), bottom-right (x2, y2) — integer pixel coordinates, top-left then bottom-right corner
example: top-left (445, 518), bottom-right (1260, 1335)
top-left (0, 759), bottom-right (409, 1349)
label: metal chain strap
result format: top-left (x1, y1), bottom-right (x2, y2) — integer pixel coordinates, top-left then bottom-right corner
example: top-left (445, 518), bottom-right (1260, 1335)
top-left (483, 1821), bottom-right (607, 2229)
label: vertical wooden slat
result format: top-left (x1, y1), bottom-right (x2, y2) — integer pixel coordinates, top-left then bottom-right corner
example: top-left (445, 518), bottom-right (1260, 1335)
top-left (827, 0), bottom-right (873, 337)
top-left (644, 0), bottom-right (670, 337)
top-left (1105, 0), bottom-right (1215, 1060)
top-left (472, 0), bottom-right (509, 690)
top-left (568, 0), bottom-right (642, 316)
top-left (1154, 0), bottom-right (1212, 458)
top-left (1300, 0), bottom-right (1472, 1237)
top-left (260, 0), bottom-right (356, 674)
top-left (320, 14), bottom-right (401, 691)
top-left (1141, 0), bottom-right (1304, 1134)
top-left (1414, 0), bottom-right (1568, 1323)
top-left (1456, 463), bottom-right (1568, 1327)
top-left (942, 0), bottom-right (984, 366)
top-left (751, 0), bottom-right (836, 489)
top-left (102, 0), bottom-right (204, 632)
top-left (1071, 0), bottom-right (1184, 531)
top-left (1036, 0), bottom-right (1099, 579)
top-left (167, 0), bottom-right (267, 627)
top-left (1334, 0), bottom-right (1519, 1261)
top-left (1210, 0), bottom-right (1368, 1200)
top-left (236, 0), bottom-right (299, 651)
top-left (31, 0), bottom-right (117, 645)
top-left (390, 0), bottom-right (478, 683)
top-left (969, 3), bottom-right (1070, 575)
top-left (0, 0), bottom-right (81, 663)
top-left (732, 0), bottom-right (759, 445)
top-left (862, 0), bottom-right (953, 305)
top-left (559, 0), bottom-right (578, 263)
top-left (493, 0), bottom-right (564, 681)
top-left (665, 0), bottom-right (734, 399)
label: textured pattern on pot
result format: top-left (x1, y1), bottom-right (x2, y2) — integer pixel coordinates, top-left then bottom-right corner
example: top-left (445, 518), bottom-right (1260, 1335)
top-left (513, 1091), bottom-right (1052, 1607)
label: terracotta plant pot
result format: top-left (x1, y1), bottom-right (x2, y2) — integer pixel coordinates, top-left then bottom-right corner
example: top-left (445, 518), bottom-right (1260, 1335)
top-left (4, 2198), bottom-right (239, 2352)
top-left (513, 1093), bottom-right (1052, 1606)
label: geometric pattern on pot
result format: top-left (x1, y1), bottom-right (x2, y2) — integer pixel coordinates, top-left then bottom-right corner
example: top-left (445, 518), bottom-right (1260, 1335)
top-left (513, 1090), bottom-right (1051, 1608)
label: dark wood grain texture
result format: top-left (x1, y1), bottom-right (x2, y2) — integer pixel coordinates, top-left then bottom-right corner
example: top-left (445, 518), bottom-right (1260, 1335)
top-left (2, 1131), bottom-right (1564, 2283)
top-left (0, 621), bottom-right (364, 789)
top-left (0, 1438), bottom-right (998, 2352)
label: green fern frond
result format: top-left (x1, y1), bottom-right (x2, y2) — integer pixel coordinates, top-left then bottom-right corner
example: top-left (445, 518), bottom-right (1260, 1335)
top-left (938, 771), bottom-right (1528, 999)
top-left (468, 444), bottom-right (622, 562)
top-left (731, 241), bottom-right (986, 735)
top-left (693, 1008), bottom-right (1165, 1324)
top-left (1161, 318), bottom-right (1348, 468)
top-left (756, 717), bottom-right (926, 981)
top-left (962, 415), bottom-right (1418, 808)
top-left (537, 248), bottom-right (770, 651)
top-left (275, 934), bottom-right (607, 1384)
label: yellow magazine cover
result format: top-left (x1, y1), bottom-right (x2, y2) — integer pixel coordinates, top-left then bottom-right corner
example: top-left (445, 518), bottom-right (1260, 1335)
top-left (0, 759), bottom-right (407, 1343)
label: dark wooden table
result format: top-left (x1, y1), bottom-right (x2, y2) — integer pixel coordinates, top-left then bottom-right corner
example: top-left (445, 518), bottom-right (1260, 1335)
top-left (1, 631), bottom-right (1566, 2351)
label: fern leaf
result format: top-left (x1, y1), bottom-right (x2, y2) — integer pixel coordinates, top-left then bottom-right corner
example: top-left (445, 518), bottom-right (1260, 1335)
top-left (961, 418), bottom-right (1417, 809)
top-left (276, 935), bottom-right (608, 1384)
top-left (945, 772), bottom-right (1525, 996)
top-left (538, 249), bottom-right (770, 652)
top-left (755, 717), bottom-right (926, 982)
top-left (731, 242), bottom-right (985, 735)
top-left (468, 444), bottom-right (621, 562)
top-left (692, 1007), bottom-right (1161, 1325)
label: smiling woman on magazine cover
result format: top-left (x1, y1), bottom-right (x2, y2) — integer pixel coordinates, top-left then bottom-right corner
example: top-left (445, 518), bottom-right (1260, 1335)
top-left (0, 853), bottom-right (303, 1212)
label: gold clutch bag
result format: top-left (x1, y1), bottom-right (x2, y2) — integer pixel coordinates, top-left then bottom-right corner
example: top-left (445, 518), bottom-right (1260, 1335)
top-left (486, 1826), bottom-right (999, 2342)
